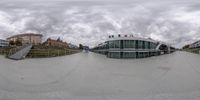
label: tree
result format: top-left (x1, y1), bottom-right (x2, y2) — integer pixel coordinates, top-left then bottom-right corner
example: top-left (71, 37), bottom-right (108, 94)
top-left (9, 40), bottom-right (15, 45)
top-left (79, 44), bottom-right (83, 49)
top-left (182, 45), bottom-right (190, 49)
top-left (15, 39), bottom-right (22, 46)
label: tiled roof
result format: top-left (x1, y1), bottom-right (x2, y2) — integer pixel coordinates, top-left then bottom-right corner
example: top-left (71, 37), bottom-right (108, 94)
top-left (7, 33), bottom-right (43, 39)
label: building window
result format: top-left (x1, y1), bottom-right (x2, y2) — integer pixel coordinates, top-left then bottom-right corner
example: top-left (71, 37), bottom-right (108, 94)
top-left (123, 40), bottom-right (130, 48)
top-left (137, 52), bottom-right (144, 58)
top-left (108, 52), bottom-right (120, 58)
top-left (143, 52), bottom-right (149, 57)
top-left (114, 40), bottom-right (120, 48)
top-left (130, 40), bottom-right (135, 48)
top-left (122, 52), bottom-right (136, 58)
top-left (138, 40), bottom-right (143, 49)
top-left (123, 40), bottom-right (136, 48)
top-left (144, 41), bottom-right (149, 49)
top-left (150, 42), bottom-right (157, 49)
top-left (109, 40), bottom-right (120, 48)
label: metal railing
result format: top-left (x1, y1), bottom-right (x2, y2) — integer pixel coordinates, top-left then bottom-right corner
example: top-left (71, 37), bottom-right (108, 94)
top-left (7, 44), bottom-right (33, 60)
top-left (27, 49), bottom-right (80, 58)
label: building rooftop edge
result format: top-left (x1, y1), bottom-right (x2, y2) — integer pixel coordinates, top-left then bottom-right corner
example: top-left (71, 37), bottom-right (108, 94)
top-left (7, 33), bottom-right (43, 39)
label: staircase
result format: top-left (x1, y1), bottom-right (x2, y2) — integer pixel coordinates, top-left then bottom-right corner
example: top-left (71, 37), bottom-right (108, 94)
top-left (7, 44), bottom-right (33, 60)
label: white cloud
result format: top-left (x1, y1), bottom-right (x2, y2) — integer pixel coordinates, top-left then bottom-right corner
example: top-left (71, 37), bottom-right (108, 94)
top-left (0, 0), bottom-right (200, 48)
top-left (169, 7), bottom-right (200, 27)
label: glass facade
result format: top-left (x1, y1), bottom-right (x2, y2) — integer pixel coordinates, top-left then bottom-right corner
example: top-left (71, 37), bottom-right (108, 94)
top-left (137, 40), bottom-right (143, 49)
top-left (122, 52), bottom-right (136, 58)
top-left (93, 39), bottom-right (162, 59)
top-left (137, 52), bottom-right (152, 58)
top-left (109, 40), bottom-right (120, 48)
top-left (150, 42), bottom-right (157, 49)
top-left (108, 40), bottom-right (158, 49)
top-left (144, 41), bottom-right (150, 49)
top-left (107, 51), bottom-right (160, 59)
top-left (123, 40), bottom-right (136, 48)
top-left (107, 52), bottom-right (120, 58)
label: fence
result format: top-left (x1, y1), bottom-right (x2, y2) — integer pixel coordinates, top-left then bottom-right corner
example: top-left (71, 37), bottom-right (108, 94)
top-left (8, 44), bottom-right (31, 56)
top-left (0, 48), bottom-right (12, 55)
top-left (26, 49), bottom-right (80, 58)
top-left (184, 48), bottom-right (200, 54)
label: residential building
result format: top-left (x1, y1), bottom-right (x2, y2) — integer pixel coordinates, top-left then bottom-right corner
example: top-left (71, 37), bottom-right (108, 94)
top-left (68, 43), bottom-right (78, 49)
top-left (0, 39), bottom-right (9, 47)
top-left (7, 33), bottom-right (43, 45)
top-left (43, 38), bottom-right (68, 48)
top-left (189, 40), bottom-right (200, 48)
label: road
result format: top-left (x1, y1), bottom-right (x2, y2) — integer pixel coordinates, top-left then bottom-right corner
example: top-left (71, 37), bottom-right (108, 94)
top-left (0, 51), bottom-right (200, 100)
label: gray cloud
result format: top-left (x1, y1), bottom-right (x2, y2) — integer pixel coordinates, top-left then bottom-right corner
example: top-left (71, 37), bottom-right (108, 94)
top-left (0, 0), bottom-right (200, 48)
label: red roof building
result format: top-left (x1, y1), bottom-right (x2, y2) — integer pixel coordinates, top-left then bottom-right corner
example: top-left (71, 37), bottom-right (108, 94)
top-left (43, 38), bottom-right (68, 48)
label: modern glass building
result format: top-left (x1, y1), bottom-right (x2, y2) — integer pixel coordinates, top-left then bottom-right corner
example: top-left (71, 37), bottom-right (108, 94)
top-left (92, 35), bottom-right (175, 58)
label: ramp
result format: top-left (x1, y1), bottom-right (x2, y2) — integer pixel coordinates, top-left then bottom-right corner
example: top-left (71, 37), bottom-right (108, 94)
top-left (156, 43), bottom-right (162, 50)
top-left (8, 44), bottom-right (32, 60)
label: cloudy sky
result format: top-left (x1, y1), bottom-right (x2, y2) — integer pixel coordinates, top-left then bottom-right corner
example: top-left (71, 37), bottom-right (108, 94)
top-left (0, 0), bottom-right (200, 48)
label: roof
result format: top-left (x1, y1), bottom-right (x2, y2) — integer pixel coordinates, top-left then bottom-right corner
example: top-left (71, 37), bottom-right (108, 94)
top-left (106, 34), bottom-right (172, 47)
top-left (0, 39), bottom-right (8, 42)
top-left (7, 33), bottom-right (43, 39)
top-left (45, 38), bottom-right (68, 44)
top-left (107, 34), bottom-right (159, 43)
top-left (193, 40), bottom-right (200, 44)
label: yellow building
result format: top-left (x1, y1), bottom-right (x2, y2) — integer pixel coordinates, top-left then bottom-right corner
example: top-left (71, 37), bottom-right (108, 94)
top-left (7, 33), bottom-right (43, 45)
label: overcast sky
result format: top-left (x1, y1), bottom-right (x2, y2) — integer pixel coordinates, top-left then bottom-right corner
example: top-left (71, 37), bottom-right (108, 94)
top-left (0, 0), bottom-right (200, 48)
